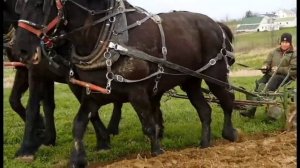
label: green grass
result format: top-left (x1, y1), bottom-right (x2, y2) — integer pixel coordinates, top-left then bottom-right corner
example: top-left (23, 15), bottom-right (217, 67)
top-left (4, 75), bottom-right (287, 168)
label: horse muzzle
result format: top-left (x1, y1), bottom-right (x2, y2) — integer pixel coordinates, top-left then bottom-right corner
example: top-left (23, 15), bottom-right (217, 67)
top-left (32, 46), bottom-right (42, 65)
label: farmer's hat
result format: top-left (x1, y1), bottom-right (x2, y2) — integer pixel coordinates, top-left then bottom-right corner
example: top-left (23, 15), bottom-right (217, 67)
top-left (280, 33), bottom-right (292, 43)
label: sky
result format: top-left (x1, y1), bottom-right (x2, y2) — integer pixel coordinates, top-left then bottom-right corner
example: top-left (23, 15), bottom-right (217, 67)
top-left (127, 0), bottom-right (296, 20)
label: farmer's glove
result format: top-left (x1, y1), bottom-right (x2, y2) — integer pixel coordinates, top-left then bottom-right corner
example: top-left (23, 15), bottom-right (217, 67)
top-left (272, 66), bottom-right (278, 72)
top-left (261, 65), bottom-right (270, 74)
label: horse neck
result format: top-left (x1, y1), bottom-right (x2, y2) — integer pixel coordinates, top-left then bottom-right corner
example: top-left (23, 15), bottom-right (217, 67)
top-left (69, 22), bottom-right (103, 56)
top-left (65, 0), bottom-right (110, 56)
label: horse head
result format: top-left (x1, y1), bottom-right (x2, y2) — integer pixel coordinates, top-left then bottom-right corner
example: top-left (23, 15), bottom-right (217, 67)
top-left (14, 0), bottom-right (111, 64)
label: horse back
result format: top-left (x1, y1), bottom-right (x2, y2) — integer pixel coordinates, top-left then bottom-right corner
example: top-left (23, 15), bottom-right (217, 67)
top-left (125, 11), bottom-right (224, 70)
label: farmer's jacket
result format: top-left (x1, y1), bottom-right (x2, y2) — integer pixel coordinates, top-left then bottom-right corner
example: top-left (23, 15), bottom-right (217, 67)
top-left (264, 47), bottom-right (297, 79)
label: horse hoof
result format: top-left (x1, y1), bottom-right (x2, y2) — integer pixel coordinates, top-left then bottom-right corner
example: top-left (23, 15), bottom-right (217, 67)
top-left (107, 128), bottom-right (119, 136)
top-left (16, 155), bottom-right (34, 162)
top-left (43, 140), bottom-right (56, 146)
top-left (151, 148), bottom-right (164, 157)
top-left (222, 128), bottom-right (238, 142)
top-left (96, 144), bottom-right (111, 151)
top-left (200, 141), bottom-right (210, 148)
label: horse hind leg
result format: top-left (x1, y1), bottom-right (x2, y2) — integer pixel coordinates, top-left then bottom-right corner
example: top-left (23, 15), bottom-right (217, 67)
top-left (206, 81), bottom-right (238, 142)
top-left (90, 110), bottom-right (111, 150)
top-left (181, 79), bottom-right (212, 148)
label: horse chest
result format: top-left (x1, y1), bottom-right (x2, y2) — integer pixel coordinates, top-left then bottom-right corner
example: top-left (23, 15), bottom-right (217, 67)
top-left (114, 57), bottom-right (150, 80)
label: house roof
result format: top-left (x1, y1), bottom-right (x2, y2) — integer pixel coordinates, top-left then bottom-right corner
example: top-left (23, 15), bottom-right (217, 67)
top-left (239, 16), bottom-right (264, 24)
top-left (260, 13), bottom-right (278, 17)
top-left (236, 24), bottom-right (259, 31)
top-left (274, 17), bottom-right (296, 22)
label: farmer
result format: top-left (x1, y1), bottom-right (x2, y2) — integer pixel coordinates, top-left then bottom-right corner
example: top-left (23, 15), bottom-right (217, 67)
top-left (240, 32), bottom-right (297, 119)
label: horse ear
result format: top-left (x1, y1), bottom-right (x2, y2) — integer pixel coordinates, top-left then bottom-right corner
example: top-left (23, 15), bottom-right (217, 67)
top-left (43, 0), bottom-right (53, 14)
top-left (15, 0), bottom-right (24, 14)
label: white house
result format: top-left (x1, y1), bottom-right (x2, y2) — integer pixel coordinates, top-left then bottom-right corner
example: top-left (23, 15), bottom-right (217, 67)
top-left (236, 9), bottom-right (296, 32)
top-left (275, 9), bottom-right (296, 18)
top-left (236, 16), bottom-right (280, 33)
top-left (274, 9), bottom-right (297, 28)
top-left (274, 17), bottom-right (297, 28)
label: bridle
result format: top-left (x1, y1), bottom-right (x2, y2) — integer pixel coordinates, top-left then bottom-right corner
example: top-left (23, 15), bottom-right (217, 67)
top-left (18, 0), bottom-right (64, 49)
top-left (17, 0), bottom-right (116, 49)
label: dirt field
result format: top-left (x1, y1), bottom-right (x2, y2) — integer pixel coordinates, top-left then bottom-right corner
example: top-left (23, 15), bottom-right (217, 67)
top-left (90, 130), bottom-right (296, 168)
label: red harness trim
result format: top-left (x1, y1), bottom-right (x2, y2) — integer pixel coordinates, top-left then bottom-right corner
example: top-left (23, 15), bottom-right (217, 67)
top-left (4, 62), bottom-right (26, 67)
top-left (69, 78), bottom-right (109, 94)
top-left (18, 22), bottom-right (43, 37)
top-left (56, 0), bottom-right (63, 10)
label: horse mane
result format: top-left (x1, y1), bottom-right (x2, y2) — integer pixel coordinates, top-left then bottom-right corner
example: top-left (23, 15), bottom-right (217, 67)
top-left (217, 22), bottom-right (234, 43)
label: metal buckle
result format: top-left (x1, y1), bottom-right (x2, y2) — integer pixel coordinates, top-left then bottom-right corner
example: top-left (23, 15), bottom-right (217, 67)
top-left (162, 47), bottom-right (167, 56)
top-left (109, 16), bottom-right (116, 23)
top-left (209, 59), bottom-right (216, 65)
top-left (115, 75), bottom-right (124, 82)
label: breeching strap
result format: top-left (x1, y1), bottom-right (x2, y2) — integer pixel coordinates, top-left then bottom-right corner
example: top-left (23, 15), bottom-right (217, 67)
top-left (109, 42), bottom-right (259, 97)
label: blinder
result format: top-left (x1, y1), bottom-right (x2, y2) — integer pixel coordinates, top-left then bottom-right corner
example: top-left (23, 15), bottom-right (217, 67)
top-left (43, 0), bottom-right (54, 14)
top-left (15, 0), bottom-right (26, 14)
top-left (15, 0), bottom-right (53, 15)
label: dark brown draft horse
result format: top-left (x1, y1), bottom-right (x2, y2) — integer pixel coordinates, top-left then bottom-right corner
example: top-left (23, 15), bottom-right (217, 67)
top-left (5, 0), bottom-right (123, 151)
top-left (14, 0), bottom-right (237, 167)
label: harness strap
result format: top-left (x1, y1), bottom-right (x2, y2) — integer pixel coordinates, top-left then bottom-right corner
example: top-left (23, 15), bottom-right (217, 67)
top-left (115, 14), bottom-right (153, 34)
top-left (113, 68), bottom-right (187, 83)
top-left (152, 15), bottom-right (167, 60)
top-left (196, 53), bottom-right (223, 73)
top-left (62, 9), bottom-right (136, 38)
top-left (114, 70), bottom-right (162, 83)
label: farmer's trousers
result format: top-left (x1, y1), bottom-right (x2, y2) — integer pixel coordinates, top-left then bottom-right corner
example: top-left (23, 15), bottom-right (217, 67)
top-left (245, 74), bottom-right (292, 115)
top-left (254, 74), bottom-right (291, 92)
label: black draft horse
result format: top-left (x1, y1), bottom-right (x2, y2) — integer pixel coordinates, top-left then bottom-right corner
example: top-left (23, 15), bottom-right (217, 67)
top-left (14, 0), bottom-right (237, 167)
top-left (4, 0), bottom-right (123, 150)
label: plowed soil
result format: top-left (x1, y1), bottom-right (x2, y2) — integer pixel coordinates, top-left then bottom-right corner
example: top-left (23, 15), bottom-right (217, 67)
top-left (90, 131), bottom-right (296, 168)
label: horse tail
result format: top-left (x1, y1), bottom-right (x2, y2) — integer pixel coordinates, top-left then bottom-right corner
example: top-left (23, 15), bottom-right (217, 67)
top-left (216, 22), bottom-right (234, 43)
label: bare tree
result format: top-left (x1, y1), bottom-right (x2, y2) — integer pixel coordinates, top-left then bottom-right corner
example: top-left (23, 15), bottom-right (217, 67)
top-left (245, 10), bottom-right (254, 18)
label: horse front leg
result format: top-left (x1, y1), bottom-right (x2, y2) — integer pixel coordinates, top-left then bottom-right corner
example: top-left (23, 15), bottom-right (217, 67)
top-left (152, 93), bottom-right (164, 139)
top-left (71, 98), bottom-right (99, 168)
top-left (15, 74), bottom-right (44, 160)
top-left (129, 89), bottom-right (163, 156)
top-left (181, 79), bottom-right (212, 148)
top-left (68, 84), bottom-right (111, 151)
top-left (107, 102), bottom-right (123, 135)
top-left (207, 81), bottom-right (238, 142)
top-left (41, 80), bottom-right (56, 146)
top-left (9, 68), bottom-right (28, 122)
